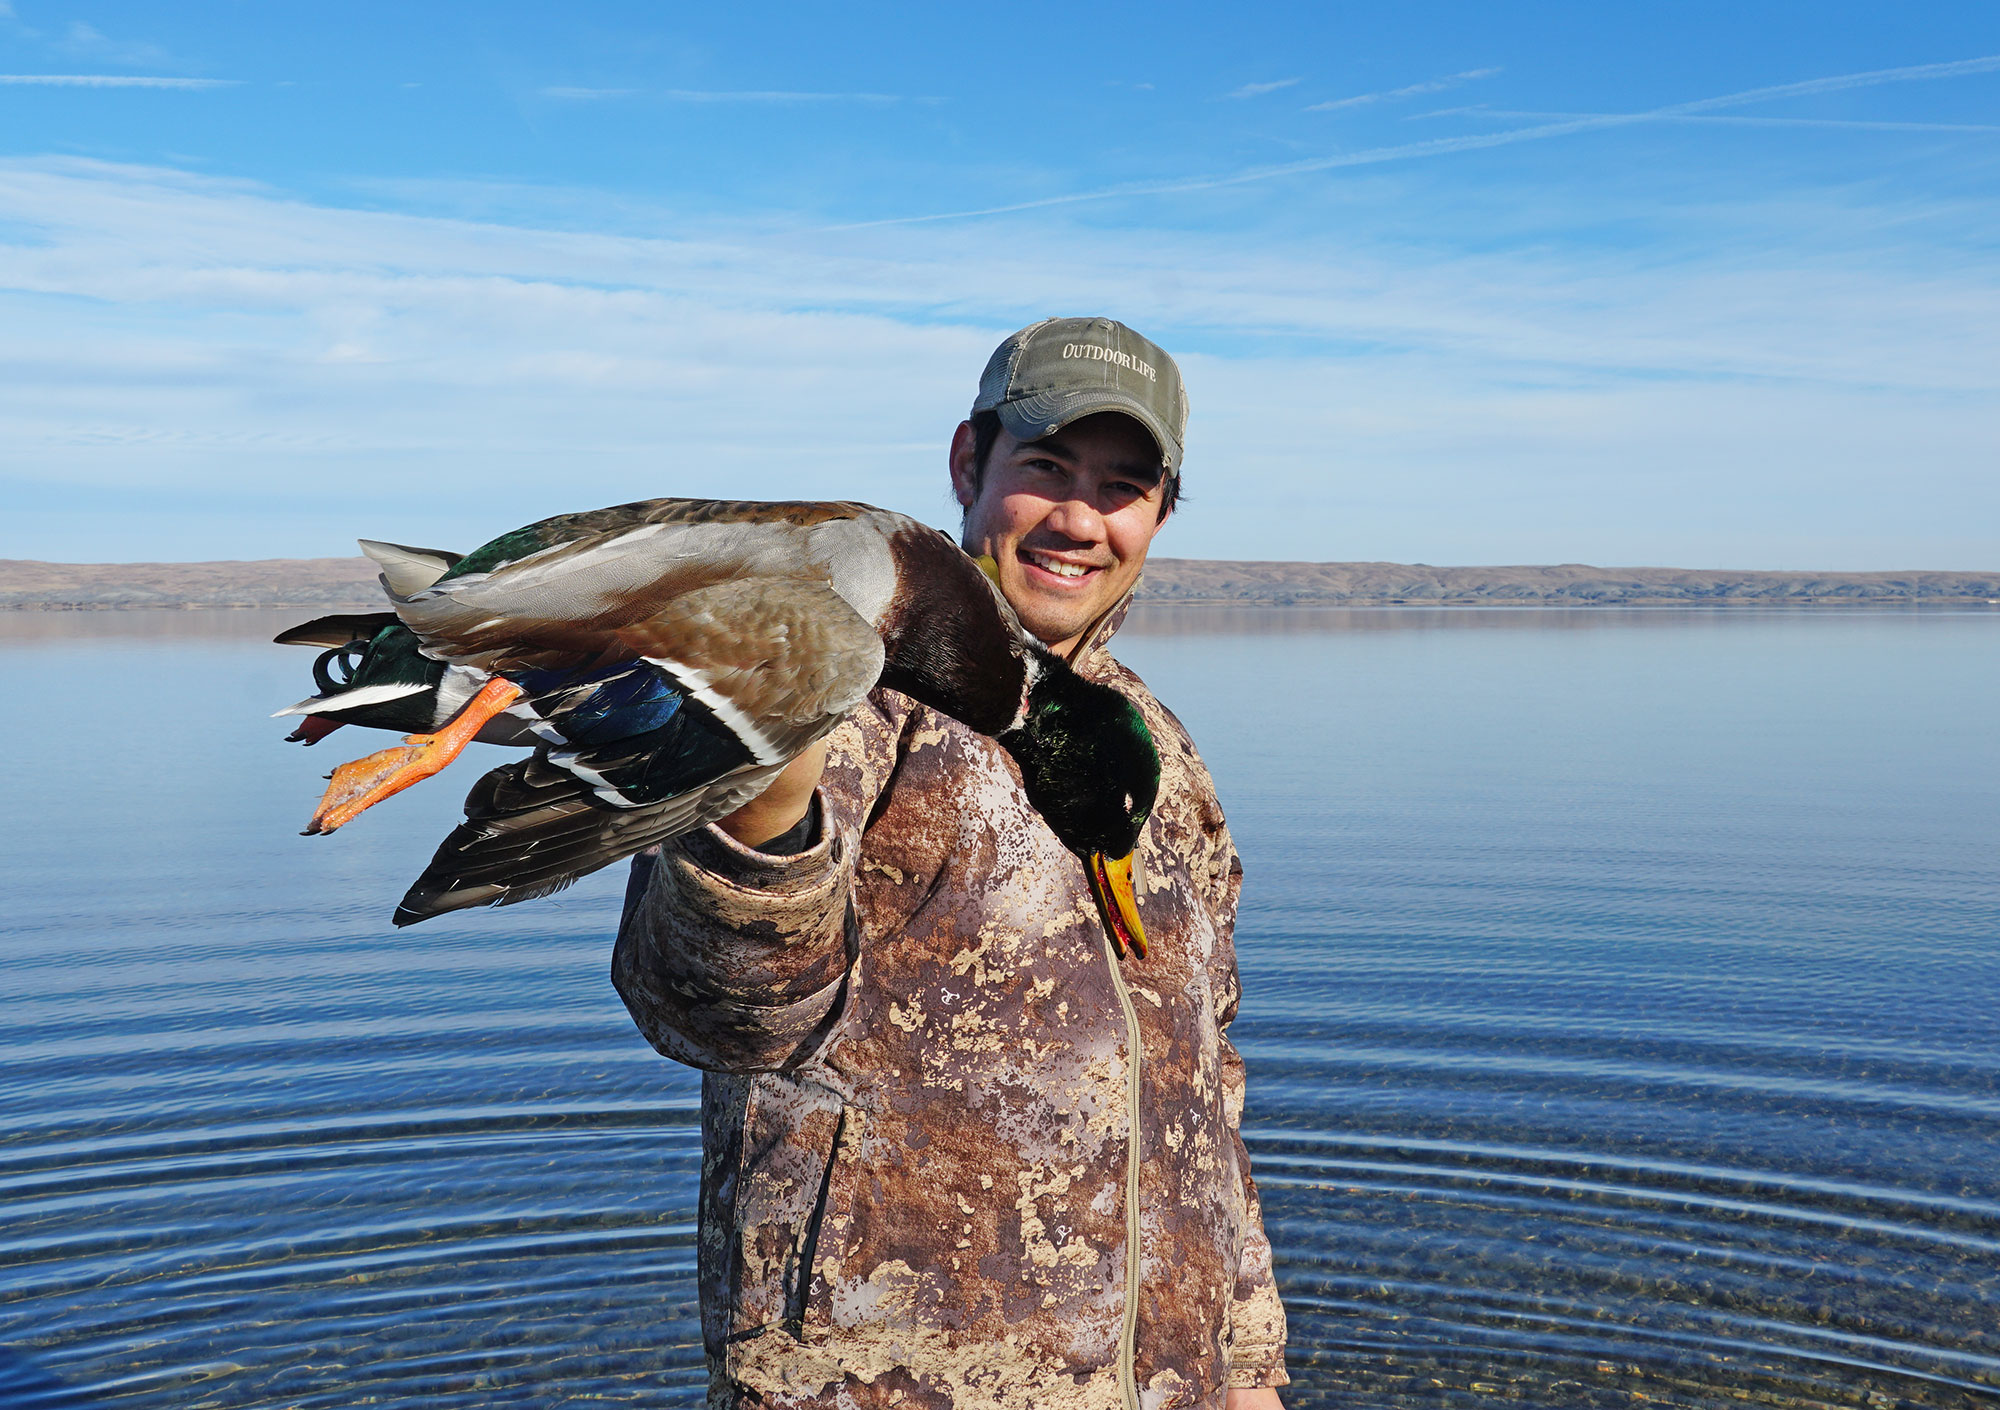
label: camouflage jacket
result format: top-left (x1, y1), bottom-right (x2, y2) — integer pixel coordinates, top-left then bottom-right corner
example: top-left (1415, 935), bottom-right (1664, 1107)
top-left (612, 603), bottom-right (1288, 1409)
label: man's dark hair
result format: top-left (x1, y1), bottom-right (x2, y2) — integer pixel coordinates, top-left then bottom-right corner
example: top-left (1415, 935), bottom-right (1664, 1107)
top-left (967, 410), bottom-right (1182, 519)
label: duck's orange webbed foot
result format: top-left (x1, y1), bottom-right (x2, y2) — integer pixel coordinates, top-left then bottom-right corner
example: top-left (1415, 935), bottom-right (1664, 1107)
top-left (303, 676), bottom-right (524, 835)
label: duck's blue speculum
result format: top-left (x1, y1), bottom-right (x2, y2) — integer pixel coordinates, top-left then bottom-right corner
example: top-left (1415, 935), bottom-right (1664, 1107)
top-left (497, 660), bottom-right (752, 809)
top-left (509, 662), bottom-right (685, 748)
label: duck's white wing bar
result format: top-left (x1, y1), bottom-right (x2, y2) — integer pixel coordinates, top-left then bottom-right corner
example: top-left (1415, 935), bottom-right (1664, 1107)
top-left (543, 746), bottom-right (639, 807)
top-left (272, 680), bottom-right (429, 718)
top-left (520, 715), bottom-right (568, 744)
top-left (612, 576), bottom-right (886, 769)
top-left (645, 659), bottom-right (789, 767)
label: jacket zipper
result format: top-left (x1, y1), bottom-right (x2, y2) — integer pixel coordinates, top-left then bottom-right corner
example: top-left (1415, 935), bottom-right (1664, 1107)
top-left (1102, 931), bottom-right (1144, 1410)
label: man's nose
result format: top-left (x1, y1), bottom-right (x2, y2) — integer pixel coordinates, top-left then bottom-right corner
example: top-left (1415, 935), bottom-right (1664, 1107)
top-left (1044, 495), bottom-right (1106, 543)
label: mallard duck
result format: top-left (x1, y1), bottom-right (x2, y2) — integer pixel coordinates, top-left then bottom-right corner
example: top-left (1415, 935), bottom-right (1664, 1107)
top-left (279, 497), bottom-right (1159, 954)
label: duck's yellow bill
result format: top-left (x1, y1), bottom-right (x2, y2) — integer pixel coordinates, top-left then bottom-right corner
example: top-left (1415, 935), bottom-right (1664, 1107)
top-left (1089, 850), bottom-right (1148, 960)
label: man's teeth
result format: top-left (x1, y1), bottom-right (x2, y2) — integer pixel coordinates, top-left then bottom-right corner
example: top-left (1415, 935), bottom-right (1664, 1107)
top-left (1025, 551), bottom-right (1091, 579)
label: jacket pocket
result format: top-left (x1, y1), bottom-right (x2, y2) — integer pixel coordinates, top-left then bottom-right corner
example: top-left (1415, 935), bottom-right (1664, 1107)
top-left (722, 1073), bottom-right (851, 1362)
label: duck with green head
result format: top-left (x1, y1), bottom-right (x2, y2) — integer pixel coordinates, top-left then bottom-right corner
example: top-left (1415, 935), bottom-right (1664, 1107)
top-left (281, 497), bottom-right (1160, 952)
top-left (996, 658), bottom-right (1158, 955)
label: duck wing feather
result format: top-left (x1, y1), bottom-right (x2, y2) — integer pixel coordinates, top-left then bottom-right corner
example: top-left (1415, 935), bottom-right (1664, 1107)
top-left (392, 752), bottom-right (785, 926)
top-left (392, 577), bottom-right (884, 925)
top-left (391, 512), bottom-right (877, 673)
top-left (606, 575), bottom-right (886, 766)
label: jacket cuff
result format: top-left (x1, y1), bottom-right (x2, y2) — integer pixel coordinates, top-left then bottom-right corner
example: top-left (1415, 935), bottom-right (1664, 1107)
top-left (676, 791), bottom-right (837, 890)
top-left (638, 812), bottom-right (851, 1006)
top-left (1225, 1357), bottom-right (1290, 1390)
top-left (1226, 1264), bottom-right (1290, 1388)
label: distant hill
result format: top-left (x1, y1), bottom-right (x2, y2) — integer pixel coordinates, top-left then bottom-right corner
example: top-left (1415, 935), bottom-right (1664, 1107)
top-left (2, 555), bottom-right (1996, 611)
top-left (0, 558), bottom-right (382, 611)
top-left (1138, 559), bottom-right (2000, 605)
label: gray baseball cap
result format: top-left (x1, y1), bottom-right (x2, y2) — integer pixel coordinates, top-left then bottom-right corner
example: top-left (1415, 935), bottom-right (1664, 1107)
top-left (973, 317), bottom-right (1189, 474)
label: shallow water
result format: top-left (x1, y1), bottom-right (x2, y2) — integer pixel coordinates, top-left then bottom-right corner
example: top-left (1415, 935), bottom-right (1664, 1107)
top-left (1, 606), bottom-right (1996, 1408)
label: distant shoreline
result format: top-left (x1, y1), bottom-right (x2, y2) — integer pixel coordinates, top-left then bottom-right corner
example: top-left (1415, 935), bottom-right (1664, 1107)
top-left (2, 556), bottom-right (1996, 611)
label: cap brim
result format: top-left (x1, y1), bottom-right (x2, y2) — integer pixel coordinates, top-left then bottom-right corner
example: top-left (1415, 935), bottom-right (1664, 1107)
top-left (992, 388), bottom-right (1182, 473)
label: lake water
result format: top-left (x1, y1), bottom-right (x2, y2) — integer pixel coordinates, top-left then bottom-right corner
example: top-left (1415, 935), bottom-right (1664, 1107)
top-left (2, 605), bottom-right (1996, 1409)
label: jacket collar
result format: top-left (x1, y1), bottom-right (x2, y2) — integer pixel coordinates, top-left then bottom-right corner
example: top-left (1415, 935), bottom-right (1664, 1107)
top-left (1065, 576), bottom-right (1139, 675)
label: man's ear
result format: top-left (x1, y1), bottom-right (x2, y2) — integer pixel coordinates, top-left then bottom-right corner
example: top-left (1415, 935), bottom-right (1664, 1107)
top-left (948, 419), bottom-right (978, 509)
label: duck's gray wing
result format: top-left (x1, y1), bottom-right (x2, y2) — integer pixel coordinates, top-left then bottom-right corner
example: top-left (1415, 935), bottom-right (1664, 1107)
top-left (607, 575), bottom-right (887, 767)
top-left (384, 503), bottom-right (876, 673)
top-left (392, 579), bottom-right (883, 925)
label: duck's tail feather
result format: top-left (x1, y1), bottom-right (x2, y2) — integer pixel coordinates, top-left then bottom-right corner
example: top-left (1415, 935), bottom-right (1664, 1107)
top-left (391, 750), bottom-right (783, 926)
top-left (359, 540), bottom-right (463, 596)
top-left (274, 612), bottom-right (403, 649)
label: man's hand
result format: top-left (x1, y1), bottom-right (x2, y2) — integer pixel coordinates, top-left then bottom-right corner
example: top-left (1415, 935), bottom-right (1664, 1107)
top-left (714, 741), bottom-right (828, 849)
top-left (1225, 1390), bottom-right (1284, 1410)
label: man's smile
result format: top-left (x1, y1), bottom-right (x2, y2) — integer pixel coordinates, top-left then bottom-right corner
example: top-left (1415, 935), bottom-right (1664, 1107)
top-left (1019, 546), bottom-right (1108, 586)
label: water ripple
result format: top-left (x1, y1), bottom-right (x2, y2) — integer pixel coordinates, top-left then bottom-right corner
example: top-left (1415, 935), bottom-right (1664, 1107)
top-left (4, 613), bottom-right (1998, 1407)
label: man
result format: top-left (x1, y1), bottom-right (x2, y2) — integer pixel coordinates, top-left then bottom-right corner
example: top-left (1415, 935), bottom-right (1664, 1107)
top-left (614, 317), bottom-right (1288, 1409)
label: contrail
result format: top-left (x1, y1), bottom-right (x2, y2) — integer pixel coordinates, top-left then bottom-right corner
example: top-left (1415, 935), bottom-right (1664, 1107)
top-left (1666, 52), bottom-right (2000, 113)
top-left (1447, 108), bottom-right (2000, 135)
top-left (0, 74), bottom-right (239, 88)
top-left (1305, 67), bottom-right (1501, 112)
top-left (827, 53), bottom-right (2000, 231)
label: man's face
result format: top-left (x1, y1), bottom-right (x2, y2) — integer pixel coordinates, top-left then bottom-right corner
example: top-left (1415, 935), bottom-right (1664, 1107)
top-left (950, 411), bottom-right (1172, 656)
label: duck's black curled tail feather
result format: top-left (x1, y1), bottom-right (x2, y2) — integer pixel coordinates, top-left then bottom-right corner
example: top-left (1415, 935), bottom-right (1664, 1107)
top-left (391, 750), bottom-right (784, 926)
top-left (273, 612), bottom-right (403, 649)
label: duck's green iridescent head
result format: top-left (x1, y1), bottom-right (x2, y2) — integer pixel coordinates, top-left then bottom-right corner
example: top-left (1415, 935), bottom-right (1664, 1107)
top-left (999, 657), bottom-right (1161, 956)
top-left (303, 624), bottom-right (444, 736)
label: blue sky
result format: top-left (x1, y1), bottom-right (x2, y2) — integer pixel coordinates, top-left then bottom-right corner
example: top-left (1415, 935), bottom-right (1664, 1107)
top-left (3, 2), bottom-right (1997, 568)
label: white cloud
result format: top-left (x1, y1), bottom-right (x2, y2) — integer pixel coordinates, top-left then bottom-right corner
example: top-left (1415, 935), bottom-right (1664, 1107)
top-left (54, 17), bottom-right (174, 67)
top-left (0, 157), bottom-right (1993, 567)
top-left (1227, 78), bottom-right (1301, 100)
top-left (0, 74), bottom-right (238, 88)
